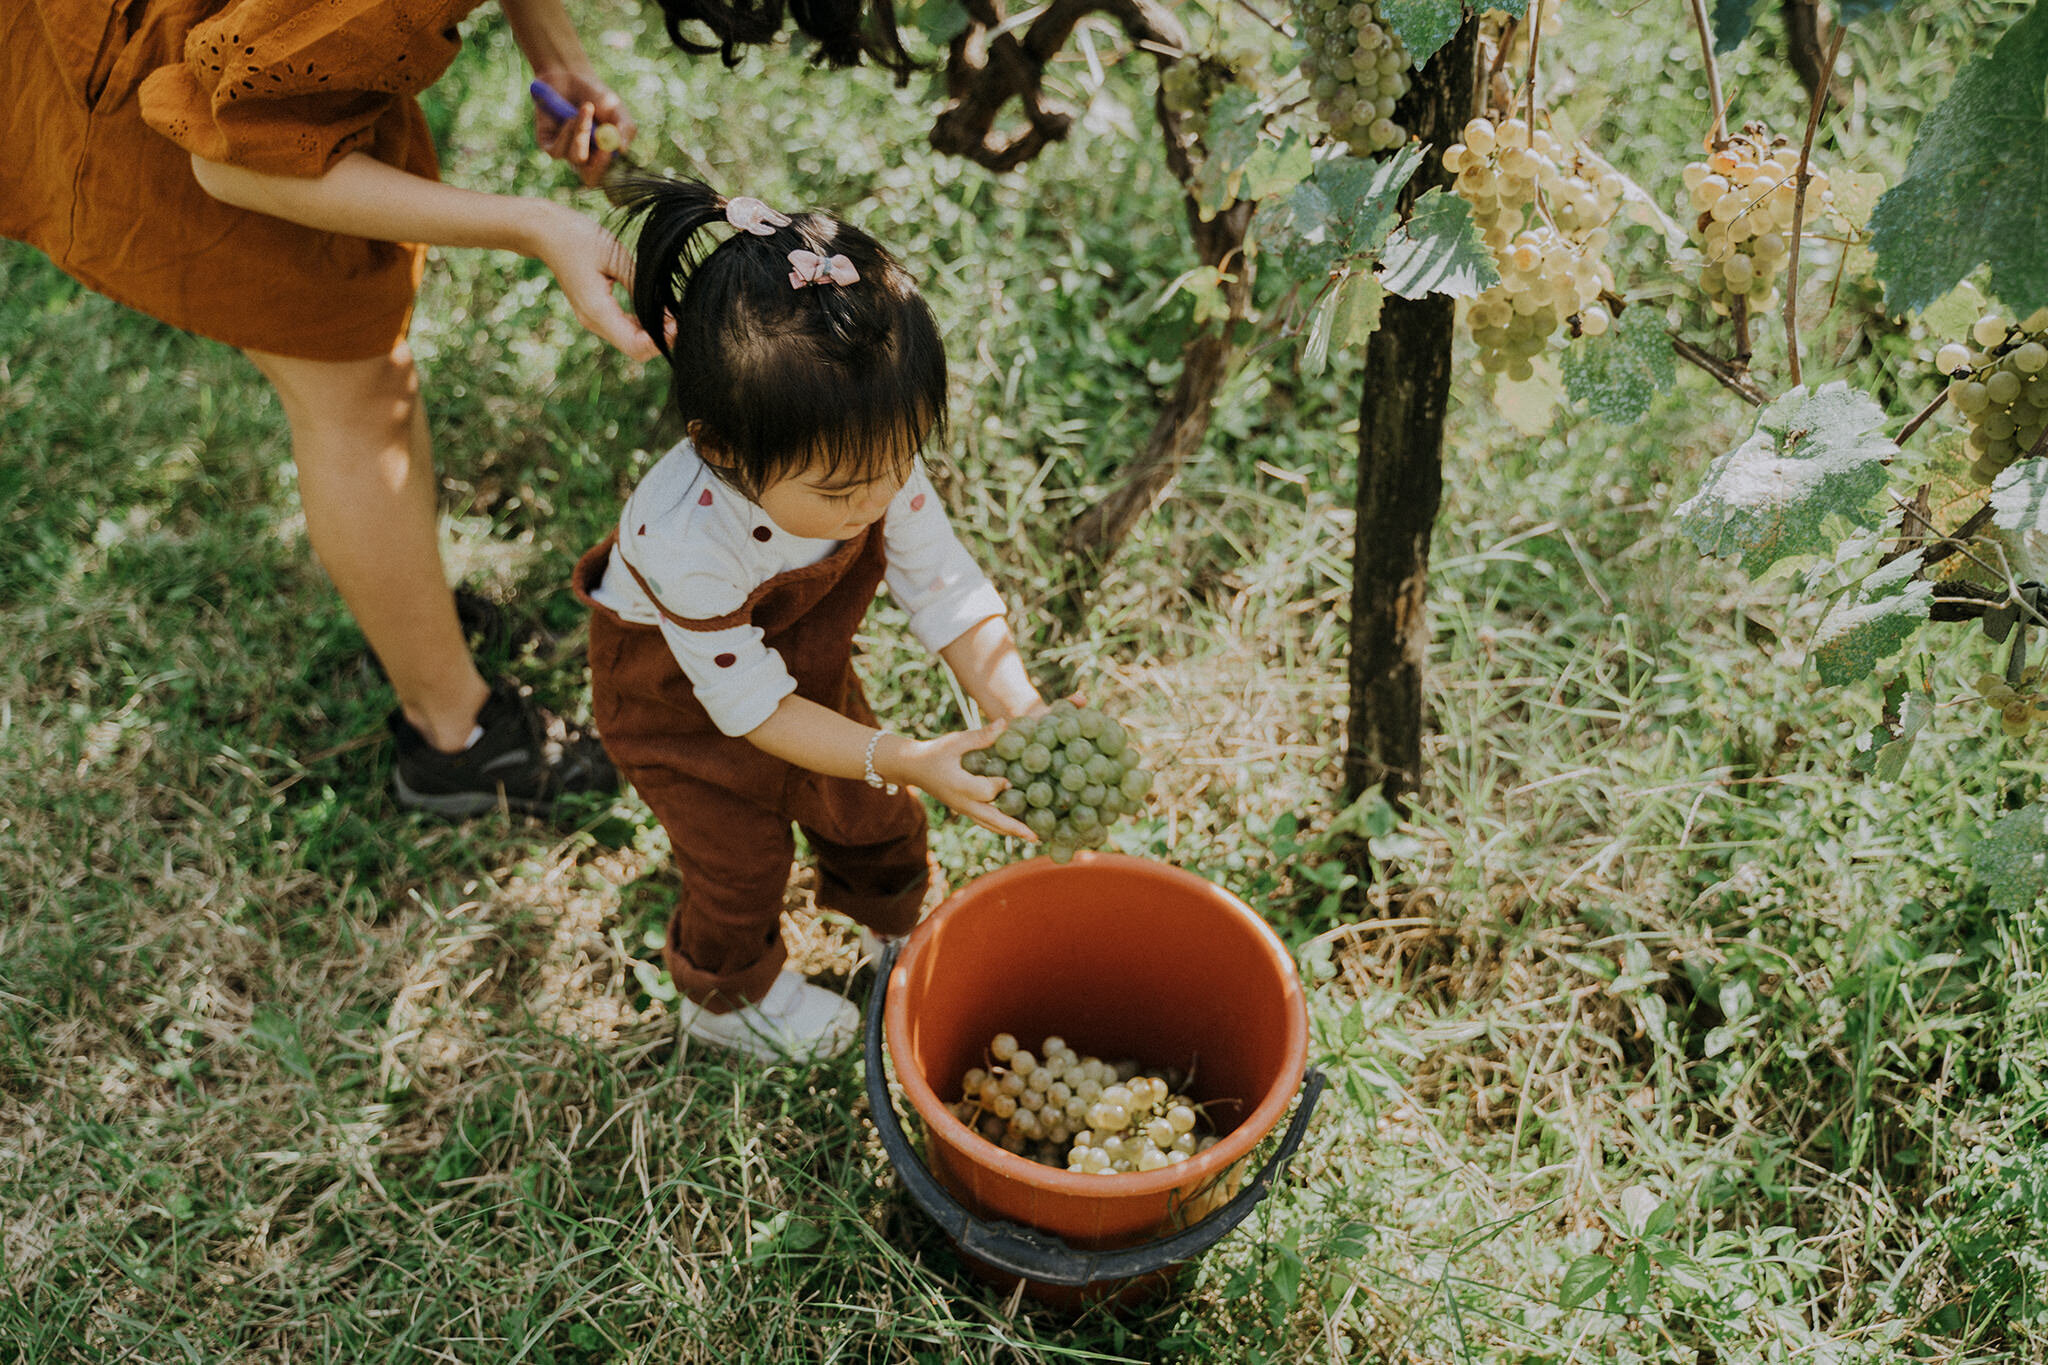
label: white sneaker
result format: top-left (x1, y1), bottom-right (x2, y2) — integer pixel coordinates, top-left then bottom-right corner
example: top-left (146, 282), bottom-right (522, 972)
top-left (675, 970), bottom-right (861, 1062)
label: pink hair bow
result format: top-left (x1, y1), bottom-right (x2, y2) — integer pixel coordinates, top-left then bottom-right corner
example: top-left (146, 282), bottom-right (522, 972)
top-left (723, 196), bottom-right (790, 236)
top-left (788, 249), bottom-right (860, 289)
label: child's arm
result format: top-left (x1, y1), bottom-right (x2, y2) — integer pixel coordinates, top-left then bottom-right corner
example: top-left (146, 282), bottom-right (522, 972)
top-left (938, 615), bottom-right (1047, 722)
top-left (744, 697), bottom-right (1038, 842)
top-left (187, 152), bottom-right (655, 359)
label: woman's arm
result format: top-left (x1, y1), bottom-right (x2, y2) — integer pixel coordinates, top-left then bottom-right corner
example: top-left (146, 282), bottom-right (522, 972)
top-left (188, 152), bottom-right (656, 358)
top-left (745, 695), bottom-right (1037, 841)
top-left (500, 0), bottom-right (636, 181)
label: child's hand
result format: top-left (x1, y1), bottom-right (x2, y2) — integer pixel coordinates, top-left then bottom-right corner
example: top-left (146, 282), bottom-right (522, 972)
top-left (891, 721), bottom-right (1037, 842)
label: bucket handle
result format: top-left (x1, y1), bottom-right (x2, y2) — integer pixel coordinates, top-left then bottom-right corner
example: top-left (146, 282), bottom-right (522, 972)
top-left (863, 937), bottom-right (1327, 1289)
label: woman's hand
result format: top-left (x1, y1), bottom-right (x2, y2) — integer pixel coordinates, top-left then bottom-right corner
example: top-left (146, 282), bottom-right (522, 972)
top-left (528, 203), bottom-right (659, 360)
top-left (883, 721), bottom-right (1036, 842)
top-left (530, 69), bottom-right (635, 187)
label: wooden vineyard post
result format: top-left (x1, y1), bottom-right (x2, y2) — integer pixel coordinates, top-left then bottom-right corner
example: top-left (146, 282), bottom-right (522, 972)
top-left (1342, 17), bottom-right (1481, 811)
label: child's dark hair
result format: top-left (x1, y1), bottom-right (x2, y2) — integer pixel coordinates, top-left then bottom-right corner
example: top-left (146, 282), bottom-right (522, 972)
top-left (647, 0), bottom-right (921, 81)
top-left (611, 171), bottom-right (947, 502)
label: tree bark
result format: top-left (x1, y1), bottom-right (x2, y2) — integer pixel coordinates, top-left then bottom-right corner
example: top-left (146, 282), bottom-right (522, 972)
top-left (1342, 18), bottom-right (1480, 809)
top-left (1062, 199), bottom-right (1252, 562)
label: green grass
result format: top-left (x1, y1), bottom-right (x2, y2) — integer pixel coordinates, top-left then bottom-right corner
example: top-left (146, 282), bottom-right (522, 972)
top-left (4, 1), bottom-right (2046, 1361)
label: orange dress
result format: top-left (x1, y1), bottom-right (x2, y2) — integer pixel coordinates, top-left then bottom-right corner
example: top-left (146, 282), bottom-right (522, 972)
top-left (2, 0), bottom-right (483, 361)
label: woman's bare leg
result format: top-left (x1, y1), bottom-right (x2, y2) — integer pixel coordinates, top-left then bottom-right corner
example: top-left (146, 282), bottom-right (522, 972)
top-left (244, 344), bottom-right (489, 753)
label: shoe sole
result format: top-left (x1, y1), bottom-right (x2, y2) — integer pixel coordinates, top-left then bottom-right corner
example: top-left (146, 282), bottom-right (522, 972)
top-left (392, 771), bottom-right (560, 819)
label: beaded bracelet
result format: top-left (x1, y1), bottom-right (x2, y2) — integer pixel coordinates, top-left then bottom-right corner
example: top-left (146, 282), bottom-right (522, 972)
top-left (864, 730), bottom-right (900, 794)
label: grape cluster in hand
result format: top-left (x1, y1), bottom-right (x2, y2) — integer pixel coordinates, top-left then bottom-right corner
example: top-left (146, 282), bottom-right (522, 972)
top-left (964, 702), bottom-right (1152, 863)
top-left (953, 1033), bottom-right (1218, 1174)
top-left (1936, 309), bottom-right (2048, 486)
top-left (1444, 116), bottom-right (1624, 378)
top-left (1680, 125), bottom-right (1834, 321)
top-left (1291, 0), bottom-right (1412, 156)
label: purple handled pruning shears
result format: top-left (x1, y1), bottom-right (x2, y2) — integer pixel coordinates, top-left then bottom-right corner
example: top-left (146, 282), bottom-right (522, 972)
top-left (528, 79), bottom-right (637, 171)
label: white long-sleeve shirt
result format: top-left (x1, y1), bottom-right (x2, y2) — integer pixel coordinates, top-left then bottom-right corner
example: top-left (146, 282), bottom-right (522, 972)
top-left (588, 440), bottom-right (1008, 737)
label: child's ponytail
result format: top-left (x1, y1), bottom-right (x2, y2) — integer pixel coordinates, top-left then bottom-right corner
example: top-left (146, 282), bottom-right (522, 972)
top-left (610, 170), bottom-right (948, 498)
top-left (606, 172), bottom-right (727, 363)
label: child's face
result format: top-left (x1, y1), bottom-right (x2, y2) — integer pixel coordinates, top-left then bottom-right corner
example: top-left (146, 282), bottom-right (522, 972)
top-left (756, 458), bottom-right (908, 541)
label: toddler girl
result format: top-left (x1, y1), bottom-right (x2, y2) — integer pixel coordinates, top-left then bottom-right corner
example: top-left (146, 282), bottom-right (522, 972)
top-left (573, 173), bottom-right (1044, 1062)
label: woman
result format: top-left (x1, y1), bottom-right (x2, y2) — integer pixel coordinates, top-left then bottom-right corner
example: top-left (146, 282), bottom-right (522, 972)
top-left (1, 0), bottom-right (920, 818)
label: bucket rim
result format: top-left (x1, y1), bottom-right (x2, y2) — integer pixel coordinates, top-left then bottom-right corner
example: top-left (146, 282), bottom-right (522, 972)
top-left (883, 851), bottom-right (1310, 1200)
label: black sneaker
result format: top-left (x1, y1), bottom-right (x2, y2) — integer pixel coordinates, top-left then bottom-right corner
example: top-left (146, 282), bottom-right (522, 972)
top-left (388, 680), bottom-right (619, 818)
top-left (357, 589), bottom-right (575, 685)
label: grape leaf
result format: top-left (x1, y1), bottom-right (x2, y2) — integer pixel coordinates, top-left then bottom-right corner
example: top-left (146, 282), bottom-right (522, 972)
top-left (1378, 189), bottom-right (1499, 299)
top-left (1301, 273), bottom-right (1385, 376)
top-left (1972, 802), bottom-right (2048, 913)
top-left (1194, 88), bottom-right (1269, 218)
top-left (1810, 554), bottom-right (1933, 686)
top-left (1711, 0), bottom-right (1763, 52)
top-left (1379, 0), bottom-right (1464, 68)
top-left (1854, 675), bottom-right (1933, 781)
top-left (1239, 128), bottom-right (1314, 203)
top-left (1485, 0), bottom-right (1531, 16)
top-left (1196, 116), bottom-right (1312, 218)
top-left (1990, 460), bottom-right (2048, 536)
top-left (909, 0), bottom-right (971, 44)
top-left (1562, 305), bottom-right (1676, 423)
top-left (1337, 272), bottom-right (1386, 343)
top-left (1676, 382), bottom-right (1900, 576)
top-left (1868, 1), bottom-right (2048, 317)
top-left (1261, 146), bottom-right (1424, 286)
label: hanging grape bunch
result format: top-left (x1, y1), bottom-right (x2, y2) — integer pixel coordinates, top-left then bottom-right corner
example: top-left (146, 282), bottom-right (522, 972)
top-left (1936, 310), bottom-right (2048, 487)
top-left (964, 701), bottom-right (1153, 864)
top-left (1159, 46), bottom-right (1264, 144)
top-left (1444, 115), bottom-right (1624, 379)
top-left (1972, 667), bottom-right (2048, 739)
top-left (1290, 0), bottom-right (1411, 156)
top-left (1679, 124), bottom-right (1834, 321)
top-left (952, 1032), bottom-right (1219, 1173)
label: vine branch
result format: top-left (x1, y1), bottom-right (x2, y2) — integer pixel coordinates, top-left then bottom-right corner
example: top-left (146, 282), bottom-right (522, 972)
top-left (1669, 331), bottom-right (1769, 405)
top-left (1783, 22), bottom-right (1846, 387)
top-left (1685, 0), bottom-right (1728, 145)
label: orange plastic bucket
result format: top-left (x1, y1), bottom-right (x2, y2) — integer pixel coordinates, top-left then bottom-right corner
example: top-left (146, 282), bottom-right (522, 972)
top-left (863, 852), bottom-right (1323, 1305)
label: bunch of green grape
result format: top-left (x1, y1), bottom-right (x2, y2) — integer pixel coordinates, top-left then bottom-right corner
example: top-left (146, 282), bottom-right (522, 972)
top-left (1159, 46), bottom-right (1263, 143)
top-left (964, 701), bottom-right (1152, 863)
top-left (1290, 0), bottom-right (1411, 156)
top-left (1679, 124), bottom-right (1835, 321)
top-left (951, 1032), bottom-right (1218, 1173)
top-left (1444, 116), bottom-right (1624, 377)
top-left (1936, 310), bottom-right (2048, 486)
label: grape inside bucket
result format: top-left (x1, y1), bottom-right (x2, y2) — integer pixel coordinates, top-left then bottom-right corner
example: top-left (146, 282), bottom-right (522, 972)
top-left (865, 853), bottom-right (1325, 1308)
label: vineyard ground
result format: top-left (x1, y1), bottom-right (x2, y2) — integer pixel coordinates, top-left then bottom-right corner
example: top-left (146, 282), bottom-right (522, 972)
top-left (1, 2), bottom-right (2041, 1361)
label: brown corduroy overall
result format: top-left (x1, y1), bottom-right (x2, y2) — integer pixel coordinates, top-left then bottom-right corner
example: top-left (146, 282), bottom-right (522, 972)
top-left (573, 523), bottom-right (929, 1012)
